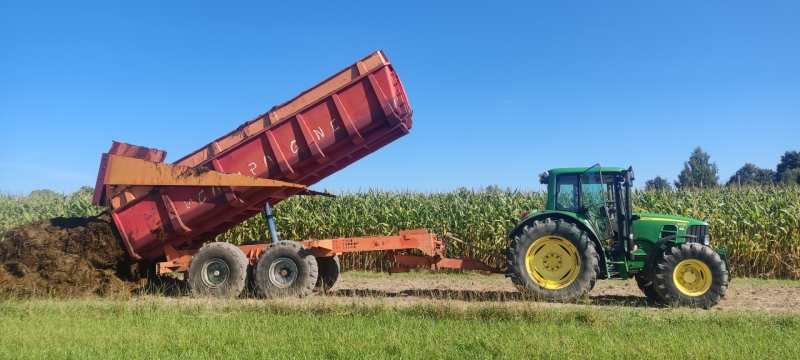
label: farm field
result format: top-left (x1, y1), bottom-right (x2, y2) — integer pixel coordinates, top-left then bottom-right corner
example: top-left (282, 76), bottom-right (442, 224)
top-left (1, 188), bottom-right (800, 358)
top-left (1, 272), bottom-right (799, 359)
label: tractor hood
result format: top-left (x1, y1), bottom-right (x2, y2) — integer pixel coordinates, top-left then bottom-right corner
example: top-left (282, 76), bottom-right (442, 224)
top-left (634, 213), bottom-right (708, 227)
top-left (632, 212), bottom-right (708, 243)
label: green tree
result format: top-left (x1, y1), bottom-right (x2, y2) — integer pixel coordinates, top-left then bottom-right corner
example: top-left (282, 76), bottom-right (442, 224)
top-left (778, 168), bottom-right (800, 186)
top-left (28, 189), bottom-right (64, 200)
top-left (674, 147), bottom-right (719, 189)
top-left (725, 163), bottom-right (775, 187)
top-left (775, 150), bottom-right (800, 183)
top-left (644, 176), bottom-right (672, 191)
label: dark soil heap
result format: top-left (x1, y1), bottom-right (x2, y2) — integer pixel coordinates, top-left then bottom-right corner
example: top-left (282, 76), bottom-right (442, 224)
top-left (0, 214), bottom-right (139, 297)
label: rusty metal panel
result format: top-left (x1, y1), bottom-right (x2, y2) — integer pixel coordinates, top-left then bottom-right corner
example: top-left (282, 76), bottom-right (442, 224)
top-left (97, 51), bottom-right (414, 260)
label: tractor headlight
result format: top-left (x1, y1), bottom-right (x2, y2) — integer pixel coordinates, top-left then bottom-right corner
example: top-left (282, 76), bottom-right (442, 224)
top-left (702, 234), bottom-right (710, 246)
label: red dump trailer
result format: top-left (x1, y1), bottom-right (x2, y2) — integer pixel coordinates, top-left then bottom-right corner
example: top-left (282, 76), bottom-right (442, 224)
top-left (93, 51), bottom-right (499, 298)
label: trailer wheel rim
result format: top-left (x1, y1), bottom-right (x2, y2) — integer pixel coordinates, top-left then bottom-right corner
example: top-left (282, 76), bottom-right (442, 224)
top-left (268, 258), bottom-right (298, 288)
top-left (673, 259), bottom-right (712, 296)
top-left (201, 258), bottom-right (230, 287)
top-left (525, 236), bottom-right (581, 290)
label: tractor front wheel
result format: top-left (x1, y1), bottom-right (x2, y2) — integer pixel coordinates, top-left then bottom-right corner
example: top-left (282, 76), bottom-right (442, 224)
top-left (653, 243), bottom-right (728, 308)
top-left (635, 276), bottom-right (663, 303)
top-left (506, 218), bottom-right (599, 302)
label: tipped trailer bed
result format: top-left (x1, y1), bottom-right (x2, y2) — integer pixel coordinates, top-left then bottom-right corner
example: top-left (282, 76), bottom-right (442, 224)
top-left (93, 51), bottom-right (501, 298)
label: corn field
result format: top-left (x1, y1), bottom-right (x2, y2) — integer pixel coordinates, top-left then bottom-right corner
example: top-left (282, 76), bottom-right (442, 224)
top-left (2, 186), bottom-right (799, 279)
top-left (0, 187), bottom-right (102, 237)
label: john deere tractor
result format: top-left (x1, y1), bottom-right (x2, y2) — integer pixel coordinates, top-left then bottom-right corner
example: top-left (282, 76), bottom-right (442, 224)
top-left (504, 165), bottom-right (729, 308)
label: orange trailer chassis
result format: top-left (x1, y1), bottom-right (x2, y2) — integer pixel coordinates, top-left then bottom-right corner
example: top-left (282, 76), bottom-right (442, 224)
top-left (156, 229), bottom-right (502, 275)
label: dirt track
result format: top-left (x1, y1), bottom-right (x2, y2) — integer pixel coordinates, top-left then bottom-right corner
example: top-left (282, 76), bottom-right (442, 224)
top-left (258, 272), bottom-right (800, 313)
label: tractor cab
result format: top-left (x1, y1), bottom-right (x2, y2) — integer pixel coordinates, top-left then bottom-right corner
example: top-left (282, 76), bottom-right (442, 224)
top-left (537, 165), bottom-right (637, 261)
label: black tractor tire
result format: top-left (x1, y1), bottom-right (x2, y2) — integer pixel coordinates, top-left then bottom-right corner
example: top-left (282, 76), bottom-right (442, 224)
top-left (314, 255), bottom-right (340, 292)
top-left (635, 276), bottom-right (663, 303)
top-left (653, 243), bottom-right (728, 309)
top-left (506, 218), bottom-right (599, 302)
top-left (187, 242), bottom-right (249, 298)
top-left (255, 241), bottom-right (318, 298)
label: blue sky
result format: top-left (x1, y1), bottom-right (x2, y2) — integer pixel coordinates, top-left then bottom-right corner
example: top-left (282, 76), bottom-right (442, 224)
top-left (1, 1), bottom-right (798, 194)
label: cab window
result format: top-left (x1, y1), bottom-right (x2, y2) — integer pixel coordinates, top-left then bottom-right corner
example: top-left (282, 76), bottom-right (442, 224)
top-left (555, 174), bottom-right (579, 211)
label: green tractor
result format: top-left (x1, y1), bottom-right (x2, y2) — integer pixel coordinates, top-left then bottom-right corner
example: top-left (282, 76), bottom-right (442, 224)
top-left (504, 165), bottom-right (729, 308)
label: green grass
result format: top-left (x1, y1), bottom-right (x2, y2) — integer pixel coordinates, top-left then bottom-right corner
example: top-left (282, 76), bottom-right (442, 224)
top-left (0, 299), bottom-right (798, 359)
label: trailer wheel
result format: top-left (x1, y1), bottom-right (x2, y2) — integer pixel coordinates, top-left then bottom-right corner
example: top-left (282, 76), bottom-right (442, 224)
top-left (314, 256), bottom-right (340, 292)
top-left (653, 243), bottom-right (728, 308)
top-left (635, 276), bottom-right (663, 303)
top-left (187, 242), bottom-right (249, 298)
top-left (255, 241), bottom-right (318, 298)
top-left (506, 218), bottom-right (598, 302)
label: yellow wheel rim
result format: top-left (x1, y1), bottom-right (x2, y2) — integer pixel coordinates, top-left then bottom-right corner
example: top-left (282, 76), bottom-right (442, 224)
top-left (525, 236), bottom-right (581, 290)
top-left (673, 259), bottom-right (712, 296)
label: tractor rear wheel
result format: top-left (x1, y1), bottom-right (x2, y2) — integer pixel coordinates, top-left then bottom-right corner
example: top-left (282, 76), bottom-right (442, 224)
top-left (653, 243), bottom-right (728, 308)
top-left (314, 255), bottom-right (340, 292)
top-left (506, 218), bottom-right (598, 302)
top-left (635, 276), bottom-right (663, 303)
top-left (255, 241), bottom-right (318, 298)
top-left (187, 242), bottom-right (249, 298)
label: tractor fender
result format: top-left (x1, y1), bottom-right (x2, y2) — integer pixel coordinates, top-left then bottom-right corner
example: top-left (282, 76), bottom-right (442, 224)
top-left (641, 234), bottom-right (697, 281)
top-left (508, 211), bottom-right (607, 273)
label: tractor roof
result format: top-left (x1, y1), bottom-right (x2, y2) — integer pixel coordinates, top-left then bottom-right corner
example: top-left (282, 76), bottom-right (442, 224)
top-left (547, 166), bottom-right (627, 176)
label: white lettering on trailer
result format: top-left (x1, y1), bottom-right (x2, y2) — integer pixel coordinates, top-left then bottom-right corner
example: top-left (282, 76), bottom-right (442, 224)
top-left (248, 162), bottom-right (257, 175)
top-left (263, 156), bottom-right (275, 166)
top-left (313, 126), bottom-right (324, 140)
top-left (290, 140), bottom-right (298, 154)
top-left (331, 118), bottom-right (341, 133)
top-left (198, 189), bottom-right (207, 203)
top-left (184, 199), bottom-right (193, 209)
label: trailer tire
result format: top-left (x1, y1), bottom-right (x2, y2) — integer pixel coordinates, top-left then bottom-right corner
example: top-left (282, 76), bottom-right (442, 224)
top-left (653, 243), bottom-right (728, 309)
top-left (187, 242), bottom-right (249, 298)
top-left (255, 241), bottom-right (318, 298)
top-left (635, 276), bottom-right (663, 303)
top-left (314, 256), bottom-right (340, 292)
top-left (506, 218), bottom-right (598, 302)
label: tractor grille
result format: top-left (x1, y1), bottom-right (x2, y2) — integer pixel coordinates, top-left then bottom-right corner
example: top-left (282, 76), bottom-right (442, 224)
top-left (685, 225), bottom-right (709, 244)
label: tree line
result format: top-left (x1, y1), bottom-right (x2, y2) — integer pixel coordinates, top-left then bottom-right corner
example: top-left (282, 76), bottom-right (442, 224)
top-left (644, 148), bottom-right (800, 191)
